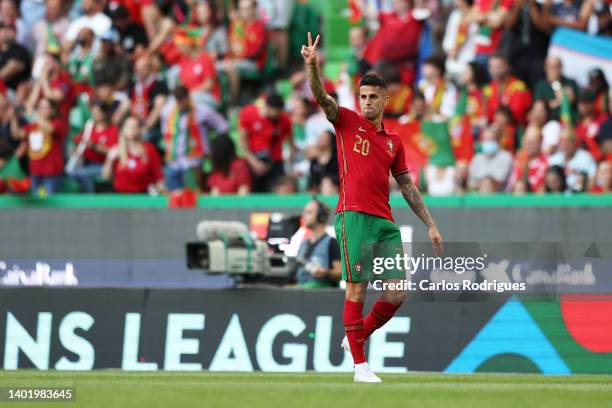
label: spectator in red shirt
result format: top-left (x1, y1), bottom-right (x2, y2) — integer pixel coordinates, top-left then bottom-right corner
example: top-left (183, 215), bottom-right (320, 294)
top-left (492, 106), bottom-right (516, 153)
top-left (458, 61), bottom-right (488, 134)
top-left (361, 0), bottom-right (426, 85)
top-left (102, 116), bottom-right (164, 193)
top-left (207, 134), bottom-right (251, 195)
top-left (218, 0), bottom-right (268, 103)
top-left (507, 125), bottom-right (548, 193)
top-left (175, 28), bottom-right (220, 108)
top-left (13, 98), bottom-right (66, 195)
top-left (238, 94), bottom-right (293, 192)
top-left (67, 101), bottom-right (119, 193)
top-left (575, 88), bottom-right (608, 161)
top-left (587, 68), bottom-right (609, 117)
top-left (26, 53), bottom-right (74, 121)
top-left (485, 54), bottom-right (532, 125)
top-left (146, 0), bottom-right (190, 65)
top-left (469, 0), bottom-right (513, 67)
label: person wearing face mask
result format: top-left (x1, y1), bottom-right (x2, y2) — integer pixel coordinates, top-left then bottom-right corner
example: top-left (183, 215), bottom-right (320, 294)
top-left (468, 125), bottom-right (513, 191)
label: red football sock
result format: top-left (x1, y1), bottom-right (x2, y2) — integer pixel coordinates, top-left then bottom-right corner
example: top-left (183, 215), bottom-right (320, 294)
top-left (363, 297), bottom-right (402, 340)
top-left (343, 300), bottom-right (366, 364)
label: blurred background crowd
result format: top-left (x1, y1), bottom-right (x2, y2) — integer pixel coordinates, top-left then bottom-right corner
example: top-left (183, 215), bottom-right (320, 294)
top-left (0, 0), bottom-right (611, 197)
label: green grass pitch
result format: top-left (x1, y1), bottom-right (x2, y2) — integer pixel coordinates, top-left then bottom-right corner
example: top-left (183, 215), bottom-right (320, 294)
top-left (1, 371), bottom-right (611, 408)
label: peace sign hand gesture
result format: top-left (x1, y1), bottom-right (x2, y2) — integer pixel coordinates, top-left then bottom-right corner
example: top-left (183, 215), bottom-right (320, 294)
top-left (301, 32), bottom-right (320, 67)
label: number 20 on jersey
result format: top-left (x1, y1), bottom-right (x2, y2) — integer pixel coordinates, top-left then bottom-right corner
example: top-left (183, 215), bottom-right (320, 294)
top-left (353, 135), bottom-right (370, 156)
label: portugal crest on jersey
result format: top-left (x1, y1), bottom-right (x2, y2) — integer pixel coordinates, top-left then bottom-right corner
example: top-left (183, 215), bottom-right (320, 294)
top-left (386, 139), bottom-right (395, 156)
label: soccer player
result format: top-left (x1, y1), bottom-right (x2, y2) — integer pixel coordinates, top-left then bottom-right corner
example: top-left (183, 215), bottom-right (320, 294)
top-left (301, 33), bottom-right (443, 383)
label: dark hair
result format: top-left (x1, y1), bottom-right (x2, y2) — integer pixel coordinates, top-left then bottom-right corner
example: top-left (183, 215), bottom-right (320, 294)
top-left (39, 97), bottom-right (59, 117)
top-left (321, 129), bottom-right (337, 157)
top-left (312, 198), bottom-right (330, 224)
top-left (545, 165), bottom-right (567, 193)
top-left (491, 53), bottom-right (510, 63)
top-left (111, 5), bottom-right (130, 20)
top-left (359, 72), bottom-right (387, 89)
top-left (296, 96), bottom-right (314, 118)
top-left (265, 93), bottom-right (285, 110)
top-left (91, 100), bottom-right (113, 123)
top-left (210, 134), bottom-right (236, 176)
top-left (424, 54), bottom-right (446, 76)
top-left (588, 68), bottom-right (609, 92)
top-left (273, 175), bottom-right (298, 193)
top-left (196, 0), bottom-right (219, 28)
top-left (495, 106), bottom-right (515, 124)
top-left (532, 98), bottom-right (551, 121)
top-left (93, 74), bottom-right (115, 87)
top-left (174, 85), bottom-right (190, 100)
top-left (468, 62), bottom-right (488, 88)
top-left (413, 90), bottom-right (425, 102)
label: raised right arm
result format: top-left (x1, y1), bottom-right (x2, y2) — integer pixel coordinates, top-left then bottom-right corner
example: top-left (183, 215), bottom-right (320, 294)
top-left (301, 33), bottom-right (339, 122)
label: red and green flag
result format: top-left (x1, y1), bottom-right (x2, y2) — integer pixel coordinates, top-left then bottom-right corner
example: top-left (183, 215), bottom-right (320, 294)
top-left (0, 156), bottom-right (30, 193)
top-left (449, 87), bottom-right (474, 162)
top-left (420, 120), bottom-right (456, 166)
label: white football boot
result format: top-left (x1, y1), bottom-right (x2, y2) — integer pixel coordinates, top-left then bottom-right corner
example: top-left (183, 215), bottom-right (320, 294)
top-left (353, 362), bottom-right (382, 383)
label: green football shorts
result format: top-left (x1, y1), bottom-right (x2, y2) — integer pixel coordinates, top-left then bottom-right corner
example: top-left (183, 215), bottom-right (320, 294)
top-left (334, 210), bottom-right (406, 282)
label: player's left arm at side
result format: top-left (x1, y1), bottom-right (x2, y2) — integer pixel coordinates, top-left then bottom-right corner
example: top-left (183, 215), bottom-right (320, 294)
top-left (395, 172), bottom-right (435, 228)
top-left (395, 172), bottom-right (444, 253)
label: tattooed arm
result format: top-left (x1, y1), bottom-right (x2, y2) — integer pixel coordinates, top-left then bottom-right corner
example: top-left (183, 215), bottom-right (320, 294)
top-left (395, 172), bottom-right (444, 254)
top-left (301, 32), bottom-right (339, 122)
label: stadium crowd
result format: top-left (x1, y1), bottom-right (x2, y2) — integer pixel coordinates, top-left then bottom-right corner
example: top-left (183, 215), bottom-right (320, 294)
top-left (0, 0), bottom-right (611, 196)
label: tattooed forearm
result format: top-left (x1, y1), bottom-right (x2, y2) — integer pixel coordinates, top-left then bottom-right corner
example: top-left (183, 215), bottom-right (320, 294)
top-left (395, 173), bottom-right (436, 228)
top-left (307, 63), bottom-right (339, 121)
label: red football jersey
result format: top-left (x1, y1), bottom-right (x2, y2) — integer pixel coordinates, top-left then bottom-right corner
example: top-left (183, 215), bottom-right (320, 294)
top-left (239, 104), bottom-right (292, 162)
top-left (25, 119), bottom-right (67, 177)
top-left (112, 142), bottom-right (163, 193)
top-left (179, 52), bottom-right (220, 102)
top-left (73, 124), bottom-right (119, 164)
top-left (332, 107), bottom-right (409, 222)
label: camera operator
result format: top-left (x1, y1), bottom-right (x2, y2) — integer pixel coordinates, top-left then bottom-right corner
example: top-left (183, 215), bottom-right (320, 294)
top-left (295, 199), bottom-right (342, 288)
